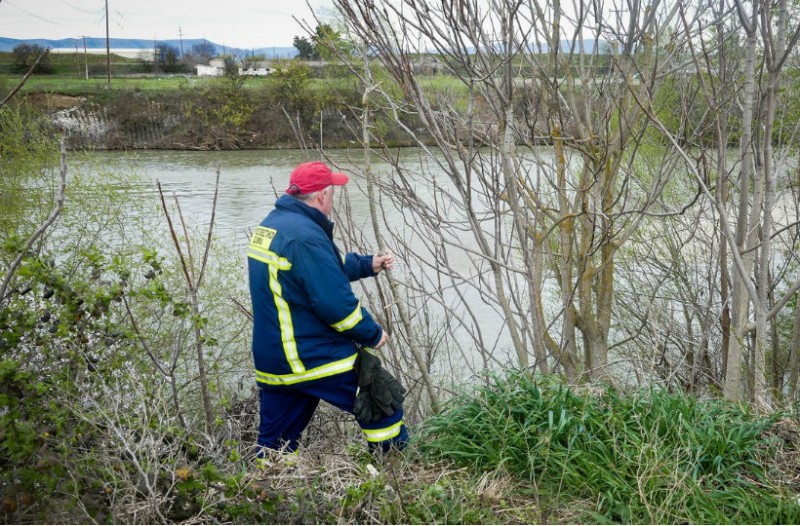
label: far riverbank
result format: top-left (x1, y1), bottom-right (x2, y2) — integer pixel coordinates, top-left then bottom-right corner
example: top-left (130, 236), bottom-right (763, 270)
top-left (16, 75), bottom-right (435, 150)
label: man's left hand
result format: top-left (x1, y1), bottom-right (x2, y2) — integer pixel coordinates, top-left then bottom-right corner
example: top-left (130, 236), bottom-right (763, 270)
top-left (373, 249), bottom-right (394, 274)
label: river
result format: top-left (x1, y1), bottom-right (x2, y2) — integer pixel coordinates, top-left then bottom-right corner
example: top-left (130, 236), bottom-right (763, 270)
top-left (69, 147), bottom-right (800, 384)
top-left (69, 147), bottom-right (517, 379)
top-left (74, 148), bottom-right (465, 253)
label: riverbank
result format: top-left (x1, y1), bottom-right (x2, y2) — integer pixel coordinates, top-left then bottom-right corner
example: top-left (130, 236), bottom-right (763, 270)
top-left (21, 89), bottom-right (373, 151)
top-left (14, 73), bottom-right (433, 150)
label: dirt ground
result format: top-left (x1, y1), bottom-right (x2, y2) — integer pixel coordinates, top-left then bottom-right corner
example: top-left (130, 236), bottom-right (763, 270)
top-left (22, 93), bottom-right (84, 112)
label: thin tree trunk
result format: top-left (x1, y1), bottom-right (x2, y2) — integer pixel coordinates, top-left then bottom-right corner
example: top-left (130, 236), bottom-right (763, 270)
top-left (789, 295), bottom-right (800, 398)
top-left (361, 47), bottom-right (439, 411)
top-left (724, 4), bottom-right (758, 402)
top-left (190, 288), bottom-right (214, 429)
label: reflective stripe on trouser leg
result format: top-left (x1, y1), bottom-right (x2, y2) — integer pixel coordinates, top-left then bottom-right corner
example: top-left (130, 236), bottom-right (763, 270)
top-left (358, 407), bottom-right (408, 451)
top-left (362, 420), bottom-right (404, 442)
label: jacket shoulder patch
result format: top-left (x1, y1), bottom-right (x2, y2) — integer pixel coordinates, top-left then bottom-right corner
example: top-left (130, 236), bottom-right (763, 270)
top-left (251, 226), bottom-right (278, 251)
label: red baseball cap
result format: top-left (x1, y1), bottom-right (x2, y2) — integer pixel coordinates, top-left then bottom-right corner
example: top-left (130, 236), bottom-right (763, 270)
top-left (285, 161), bottom-right (349, 195)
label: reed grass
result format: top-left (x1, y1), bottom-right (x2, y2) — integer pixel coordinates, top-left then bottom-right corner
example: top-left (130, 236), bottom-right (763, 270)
top-left (417, 371), bottom-right (800, 524)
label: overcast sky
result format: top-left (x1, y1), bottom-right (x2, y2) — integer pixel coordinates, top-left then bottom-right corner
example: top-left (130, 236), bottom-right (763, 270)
top-left (0, 0), bottom-right (335, 49)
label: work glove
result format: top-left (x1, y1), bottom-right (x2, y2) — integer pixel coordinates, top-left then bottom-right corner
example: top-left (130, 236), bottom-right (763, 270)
top-left (353, 348), bottom-right (406, 423)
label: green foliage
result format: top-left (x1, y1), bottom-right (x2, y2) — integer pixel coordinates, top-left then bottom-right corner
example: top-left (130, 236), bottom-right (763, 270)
top-left (397, 479), bottom-right (503, 524)
top-left (0, 359), bottom-right (49, 463)
top-left (181, 75), bottom-right (256, 146)
top-left (0, 247), bottom-right (136, 512)
top-left (647, 70), bottom-right (751, 148)
top-left (155, 43), bottom-right (183, 73)
top-left (0, 103), bottom-right (59, 233)
top-left (294, 36), bottom-right (317, 60)
top-left (11, 44), bottom-right (54, 74)
top-left (418, 371), bottom-right (800, 524)
top-left (313, 23), bottom-right (356, 60)
top-left (265, 60), bottom-right (319, 127)
top-left (293, 23), bottom-right (355, 61)
top-left (221, 55), bottom-right (239, 78)
top-left (0, 110), bottom-right (248, 520)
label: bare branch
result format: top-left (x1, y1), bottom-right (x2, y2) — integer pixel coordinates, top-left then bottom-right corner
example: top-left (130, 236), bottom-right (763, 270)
top-left (0, 47), bottom-right (49, 108)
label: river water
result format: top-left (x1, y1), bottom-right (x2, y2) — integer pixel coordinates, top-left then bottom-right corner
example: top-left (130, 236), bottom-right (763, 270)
top-left (74, 148), bottom-right (460, 252)
top-left (69, 147), bottom-right (800, 383)
top-left (70, 148), bottom-right (516, 379)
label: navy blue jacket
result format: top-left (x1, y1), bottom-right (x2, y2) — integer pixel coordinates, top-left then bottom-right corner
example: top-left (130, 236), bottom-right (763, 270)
top-left (248, 194), bottom-right (382, 387)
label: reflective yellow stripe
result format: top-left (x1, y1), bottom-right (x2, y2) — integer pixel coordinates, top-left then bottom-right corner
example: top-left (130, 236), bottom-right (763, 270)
top-left (363, 421), bottom-right (404, 442)
top-left (255, 353), bottom-right (358, 386)
top-left (247, 248), bottom-right (291, 270)
top-left (248, 226), bottom-right (291, 270)
top-left (331, 302), bottom-right (363, 332)
top-left (248, 226), bottom-right (302, 373)
top-left (269, 265), bottom-right (304, 373)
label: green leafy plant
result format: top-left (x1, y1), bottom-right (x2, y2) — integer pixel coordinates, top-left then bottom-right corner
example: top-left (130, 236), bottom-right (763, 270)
top-left (418, 371), bottom-right (800, 524)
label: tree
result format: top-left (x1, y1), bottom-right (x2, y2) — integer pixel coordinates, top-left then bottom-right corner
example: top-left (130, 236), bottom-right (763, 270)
top-left (331, 0), bottom-right (688, 382)
top-left (266, 59), bottom-right (315, 125)
top-left (241, 53), bottom-right (265, 72)
top-left (639, 0), bottom-right (800, 404)
top-left (220, 55), bottom-right (239, 77)
top-left (294, 35), bottom-right (317, 60)
top-left (294, 24), bottom-right (356, 60)
top-left (155, 43), bottom-right (182, 73)
top-left (312, 23), bottom-right (355, 60)
top-left (12, 44), bottom-right (53, 74)
top-left (191, 40), bottom-right (216, 62)
top-left (720, 0), bottom-right (800, 404)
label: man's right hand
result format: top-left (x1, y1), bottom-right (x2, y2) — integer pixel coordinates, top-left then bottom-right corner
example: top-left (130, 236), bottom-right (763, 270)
top-left (375, 328), bottom-right (389, 349)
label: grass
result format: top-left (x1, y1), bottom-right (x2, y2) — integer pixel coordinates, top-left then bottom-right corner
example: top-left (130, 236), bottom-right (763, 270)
top-left (0, 74), bottom-right (269, 95)
top-left (0, 50), bottom-right (270, 96)
top-left (0, 47), bottom-right (469, 100)
top-left (417, 371), bottom-right (800, 524)
top-left (4, 356), bottom-right (799, 524)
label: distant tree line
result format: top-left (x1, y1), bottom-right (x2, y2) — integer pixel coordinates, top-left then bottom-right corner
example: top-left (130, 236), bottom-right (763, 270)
top-left (8, 40), bottom-right (258, 76)
top-left (11, 44), bottom-right (53, 74)
top-left (9, 25), bottom-right (353, 78)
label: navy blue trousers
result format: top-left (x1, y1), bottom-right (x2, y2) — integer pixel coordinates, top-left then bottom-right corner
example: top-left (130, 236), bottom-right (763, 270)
top-left (257, 369), bottom-right (408, 453)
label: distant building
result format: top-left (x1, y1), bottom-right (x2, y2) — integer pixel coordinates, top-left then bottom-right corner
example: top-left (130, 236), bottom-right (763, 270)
top-left (196, 64), bottom-right (222, 76)
top-left (50, 47), bottom-right (156, 60)
top-left (239, 61), bottom-right (272, 76)
top-left (196, 58), bottom-right (225, 77)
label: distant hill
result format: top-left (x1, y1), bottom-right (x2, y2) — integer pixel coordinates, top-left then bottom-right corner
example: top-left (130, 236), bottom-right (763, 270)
top-left (0, 36), bottom-right (298, 58)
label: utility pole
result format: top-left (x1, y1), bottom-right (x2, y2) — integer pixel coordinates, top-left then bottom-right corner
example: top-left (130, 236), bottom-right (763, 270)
top-left (82, 36), bottom-right (89, 79)
top-left (105, 0), bottom-right (111, 88)
top-left (178, 26), bottom-right (184, 58)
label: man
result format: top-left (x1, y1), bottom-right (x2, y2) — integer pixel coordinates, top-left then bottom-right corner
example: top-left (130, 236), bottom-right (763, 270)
top-left (248, 160), bottom-right (408, 455)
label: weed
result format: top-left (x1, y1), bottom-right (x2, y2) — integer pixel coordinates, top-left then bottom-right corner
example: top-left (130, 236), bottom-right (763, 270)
top-left (418, 370), bottom-right (800, 524)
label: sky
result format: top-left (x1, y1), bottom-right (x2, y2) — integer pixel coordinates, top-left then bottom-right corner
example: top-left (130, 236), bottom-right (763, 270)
top-left (0, 0), bottom-right (335, 49)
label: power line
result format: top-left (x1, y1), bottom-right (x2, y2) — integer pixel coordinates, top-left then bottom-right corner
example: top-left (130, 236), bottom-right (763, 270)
top-left (3, 0), bottom-right (63, 25)
top-left (63, 0), bottom-right (102, 15)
